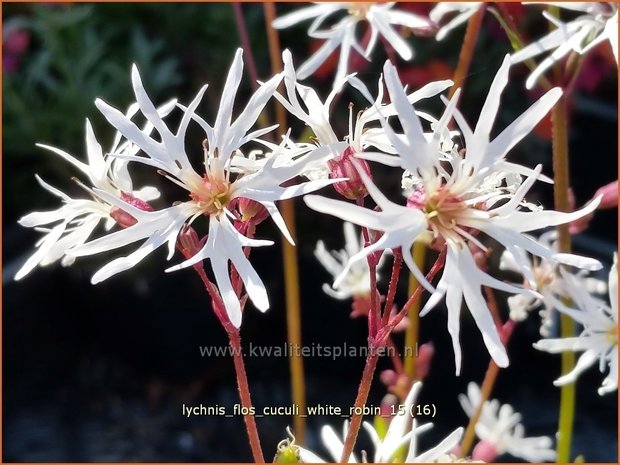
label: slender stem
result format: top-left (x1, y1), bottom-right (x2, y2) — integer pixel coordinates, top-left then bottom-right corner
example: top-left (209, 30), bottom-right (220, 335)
top-left (263, 2), bottom-right (306, 443)
top-left (459, 362), bottom-right (499, 458)
top-left (382, 249), bottom-right (403, 328)
top-left (340, 351), bottom-right (380, 463)
top-left (459, 321), bottom-right (516, 458)
top-left (233, 3), bottom-right (260, 92)
top-left (388, 248), bottom-right (446, 334)
top-left (387, 336), bottom-right (405, 374)
top-left (494, 3), bottom-right (554, 92)
top-left (552, 93), bottom-right (576, 463)
top-left (264, 2), bottom-right (287, 132)
top-left (228, 329), bottom-right (266, 463)
top-left (483, 285), bottom-right (503, 331)
top-left (404, 242), bottom-right (426, 378)
top-left (340, 251), bottom-right (447, 462)
top-left (178, 241), bottom-right (264, 462)
top-left (448, 4), bottom-right (485, 99)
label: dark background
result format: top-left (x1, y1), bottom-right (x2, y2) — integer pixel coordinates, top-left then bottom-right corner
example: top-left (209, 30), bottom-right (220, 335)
top-left (3, 3), bottom-right (618, 462)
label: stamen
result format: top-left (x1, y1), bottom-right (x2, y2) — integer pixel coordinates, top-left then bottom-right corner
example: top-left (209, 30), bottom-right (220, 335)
top-left (157, 169), bottom-right (189, 190)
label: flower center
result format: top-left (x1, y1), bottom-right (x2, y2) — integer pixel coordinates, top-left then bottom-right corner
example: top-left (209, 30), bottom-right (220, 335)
top-left (533, 266), bottom-right (555, 290)
top-left (347, 2), bottom-right (371, 18)
top-left (190, 175), bottom-right (232, 216)
top-left (422, 187), bottom-right (468, 240)
top-left (606, 325), bottom-right (618, 345)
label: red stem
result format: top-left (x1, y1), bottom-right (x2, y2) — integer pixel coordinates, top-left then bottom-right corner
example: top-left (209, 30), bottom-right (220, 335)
top-left (380, 247), bottom-right (446, 338)
top-left (381, 249), bottom-right (403, 327)
top-left (177, 240), bottom-right (264, 462)
top-left (233, 3), bottom-right (260, 92)
top-left (227, 328), bottom-right (266, 463)
top-left (339, 350), bottom-right (380, 463)
top-left (386, 336), bottom-right (404, 374)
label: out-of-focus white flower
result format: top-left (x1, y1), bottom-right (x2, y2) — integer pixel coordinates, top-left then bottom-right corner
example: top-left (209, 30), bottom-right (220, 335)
top-left (272, 2), bottom-right (432, 86)
top-left (315, 222), bottom-right (376, 300)
top-left (459, 382), bottom-right (556, 462)
top-left (534, 254), bottom-right (618, 395)
top-left (511, 2), bottom-right (618, 89)
top-left (293, 382), bottom-right (463, 463)
top-left (363, 382), bottom-right (463, 462)
top-left (501, 230), bottom-right (607, 335)
top-left (430, 2), bottom-right (483, 41)
top-left (70, 49), bottom-right (338, 327)
top-left (14, 103), bottom-right (168, 280)
top-left (278, 49), bottom-right (452, 189)
top-left (308, 55), bottom-right (601, 374)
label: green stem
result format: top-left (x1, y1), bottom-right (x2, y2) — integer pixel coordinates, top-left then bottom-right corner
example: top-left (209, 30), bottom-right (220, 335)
top-left (551, 94), bottom-right (576, 463)
top-left (403, 242), bottom-right (426, 378)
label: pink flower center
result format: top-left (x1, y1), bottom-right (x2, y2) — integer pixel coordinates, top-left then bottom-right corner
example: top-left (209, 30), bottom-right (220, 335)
top-left (190, 175), bottom-right (232, 216)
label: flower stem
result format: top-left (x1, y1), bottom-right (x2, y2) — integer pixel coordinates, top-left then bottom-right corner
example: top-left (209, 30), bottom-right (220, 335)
top-left (551, 92), bottom-right (576, 463)
top-left (493, 3), bottom-right (554, 91)
top-left (404, 242), bottom-right (426, 378)
top-left (233, 3), bottom-right (260, 92)
top-left (180, 241), bottom-right (265, 462)
top-left (340, 351), bottom-right (380, 463)
top-left (382, 249), bottom-right (403, 327)
top-left (227, 328), bottom-right (266, 463)
top-left (448, 4), bottom-right (485, 99)
top-left (263, 2), bottom-right (306, 443)
top-left (340, 252), bottom-right (446, 462)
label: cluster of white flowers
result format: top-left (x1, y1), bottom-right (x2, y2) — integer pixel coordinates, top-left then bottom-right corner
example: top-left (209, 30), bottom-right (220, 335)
top-left (15, 2), bottom-right (618, 462)
top-left (535, 254), bottom-right (617, 395)
top-left (458, 383), bottom-right (556, 462)
top-left (287, 382), bottom-right (464, 463)
top-left (306, 54), bottom-right (601, 374)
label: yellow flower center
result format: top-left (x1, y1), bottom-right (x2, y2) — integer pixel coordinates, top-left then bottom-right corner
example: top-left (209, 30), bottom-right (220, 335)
top-left (347, 2), bottom-right (371, 18)
top-left (423, 188), bottom-right (468, 240)
top-left (606, 325), bottom-right (618, 345)
top-left (190, 175), bottom-right (232, 216)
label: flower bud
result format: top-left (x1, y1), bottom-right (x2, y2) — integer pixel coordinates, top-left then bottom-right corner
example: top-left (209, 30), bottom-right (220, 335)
top-left (380, 369), bottom-right (398, 387)
top-left (594, 180), bottom-right (618, 209)
top-left (415, 342), bottom-right (435, 381)
top-left (380, 393), bottom-right (399, 419)
top-left (178, 225), bottom-right (202, 257)
top-left (110, 192), bottom-right (153, 228)
top-left (472, 440), bottom-right (499, 462)
top-left (238, 197), bottom-right (269, 224)
top-left (328, 146), bottom-right (371, 200)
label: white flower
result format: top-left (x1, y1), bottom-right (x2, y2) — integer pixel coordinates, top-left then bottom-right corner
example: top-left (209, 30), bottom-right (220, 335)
top-left (534, 254), bottom-right (618, 395)
top-left (277, 49), bottom-right (453, 181)
top-left (14, 103), bottom-right (168, 280)
top-left (315, 222), bottom-right (375, 300)
top-left (500, 230), bottom-right (607, 335)
top-left (272, 2), bottom-right (431, 86)
top-left (295, 382), bottom-right (463, 463)
top-left (430, 2), bottom-right (483, 41)
top-left (307, 55), bottom-right (601, 374)
top-left (459, 382), bottom-right (556, 462)
top-left (511, 2), bottom-right (618, 89)
top-left (70, 49), bottom-right (338, 327)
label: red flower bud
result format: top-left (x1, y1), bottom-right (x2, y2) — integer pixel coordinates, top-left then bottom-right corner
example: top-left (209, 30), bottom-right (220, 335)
top-left (328, 146), bottom-right (371, 200)
top-left (110, 192), bottom-right (153, 229)
top-left (238, 197), bottom-right (269, 224)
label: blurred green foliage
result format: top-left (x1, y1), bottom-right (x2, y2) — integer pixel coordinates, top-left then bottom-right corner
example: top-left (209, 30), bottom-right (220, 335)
top-left (2, 2), bottom-right (247, 222)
